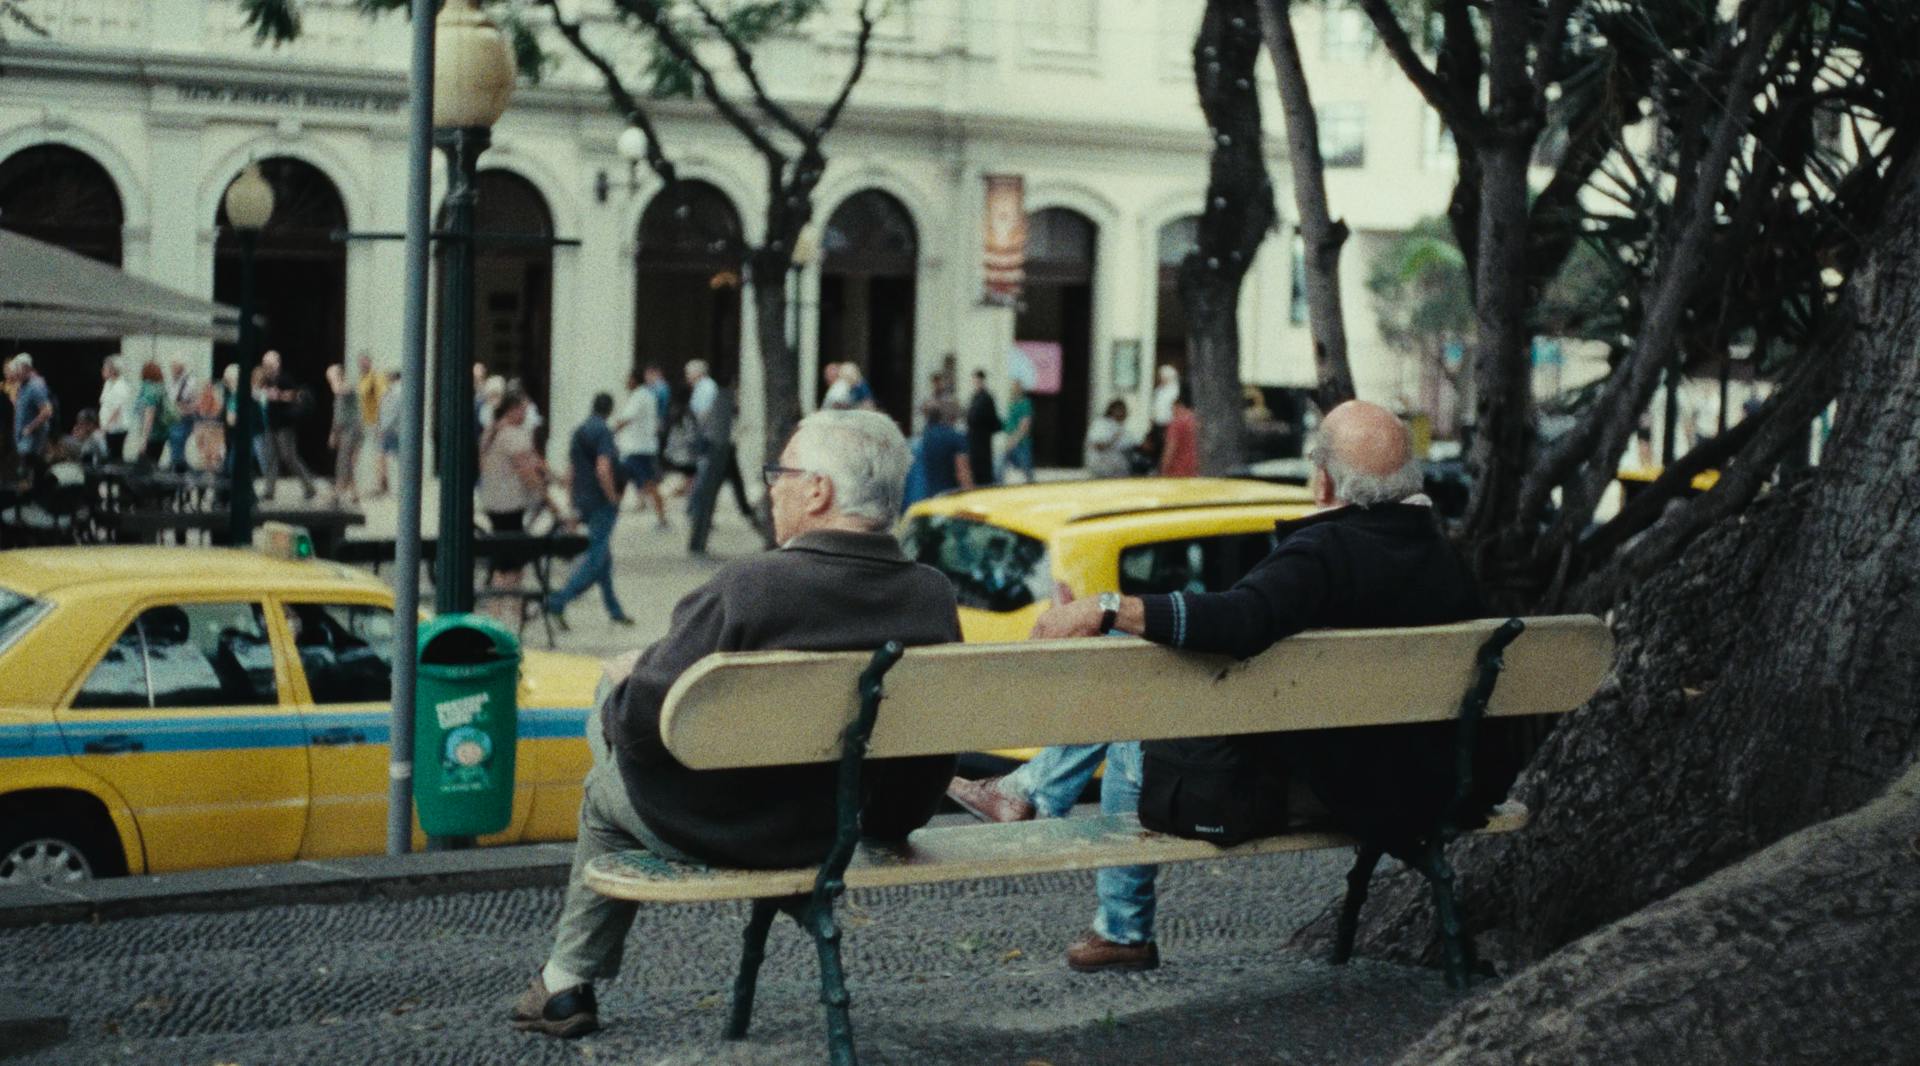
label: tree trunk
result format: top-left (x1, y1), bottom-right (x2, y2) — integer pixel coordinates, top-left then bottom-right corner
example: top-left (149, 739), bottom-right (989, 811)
top-left (1256, 0), bottom-right (1354, 412)
top-left (1390, 762), bottom-right (1920, 1065)
top-left (749, 246), bottom-right (798, 521)
top-left (1182, 0), bottom-right (1274, 475)
top-left (1296, 155), bottom-right (1920, 983)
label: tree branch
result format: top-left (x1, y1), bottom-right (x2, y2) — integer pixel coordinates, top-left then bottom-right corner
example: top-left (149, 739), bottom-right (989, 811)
top-left (1530, 0), bottom-right (1583, 103)
top-left (687, 0), bottom-right (812, 145)
top-left (1356, 0), bottom-right (1478, 139)
top-left (1521, 0), bottom-right (1786, 554)
top-left (539, 0), bottom-right (677, 184)
top-left (613, 0), bottom-right (787, 166)
top-left (814, 0), bottom-right (877, 142)
top-left (1573, 313), bottom-right (1843, 610)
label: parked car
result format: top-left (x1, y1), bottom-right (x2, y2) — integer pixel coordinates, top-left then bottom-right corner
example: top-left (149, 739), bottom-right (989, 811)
top-left (900, 477), bottom-right (1317, 774)
top-left (0, 546), bottom-right (602, 885)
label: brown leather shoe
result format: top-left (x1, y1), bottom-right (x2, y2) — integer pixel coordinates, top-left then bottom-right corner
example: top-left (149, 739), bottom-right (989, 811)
top-left (1066, 931), bottom-right (1160, 973)
top-left (946, 775), bottom-right (1035, 823)
top-left (510, 975), bottom-right (599, 1038)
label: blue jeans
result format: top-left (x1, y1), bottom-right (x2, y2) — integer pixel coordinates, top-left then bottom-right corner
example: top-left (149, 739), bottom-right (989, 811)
top-left (167, 417), bottom-right (194, 470)
top-left (1002, 742), bottom-right (1107, 819)
top-left (999, 440), bottom-right (1034, 483)
top-left (549, 504), bottom-right (627, 621)
top-left (1092, 741), bottom-right (1157, 945)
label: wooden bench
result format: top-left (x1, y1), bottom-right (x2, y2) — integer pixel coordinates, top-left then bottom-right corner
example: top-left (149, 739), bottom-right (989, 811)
top-left (585, 616), bottom-right (1613, 1065)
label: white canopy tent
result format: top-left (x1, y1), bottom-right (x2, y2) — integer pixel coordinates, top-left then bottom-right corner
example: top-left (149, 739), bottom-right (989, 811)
top-left (0, 229), bottom-right (242, 342)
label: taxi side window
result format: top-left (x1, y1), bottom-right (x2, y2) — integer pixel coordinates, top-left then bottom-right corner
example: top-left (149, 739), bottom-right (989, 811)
top-left (72, 603), bottom-right (277, 709)
top-left (286, 603), bottom-right (394, 704)
top-left (1119, 532), bottom-right (1280, 596)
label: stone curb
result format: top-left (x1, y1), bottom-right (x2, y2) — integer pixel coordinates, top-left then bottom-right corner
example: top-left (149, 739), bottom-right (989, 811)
top-left (0, 842), bottom-right (574, 930)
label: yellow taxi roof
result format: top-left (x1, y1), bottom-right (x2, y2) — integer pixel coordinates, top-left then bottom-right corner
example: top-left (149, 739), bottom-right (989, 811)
top-left (906, 477), bottom-right (1315, 540)
top-left (0, 546), bottom-right (385, 599)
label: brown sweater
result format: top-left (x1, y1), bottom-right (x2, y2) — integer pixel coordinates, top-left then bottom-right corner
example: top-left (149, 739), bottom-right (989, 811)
top-left (604, 528), bottom-right (962, 868)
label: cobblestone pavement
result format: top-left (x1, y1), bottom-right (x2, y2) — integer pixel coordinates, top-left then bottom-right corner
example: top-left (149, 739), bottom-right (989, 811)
top-left (1, 852), bottom-right (1469, 1065)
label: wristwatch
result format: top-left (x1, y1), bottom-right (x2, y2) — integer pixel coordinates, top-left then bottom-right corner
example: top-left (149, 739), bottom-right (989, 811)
top-left (1097, 591), bottom-right (1122, 635)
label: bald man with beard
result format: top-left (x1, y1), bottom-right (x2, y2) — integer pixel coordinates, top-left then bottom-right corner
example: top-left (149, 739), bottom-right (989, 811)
top-left (1017, 401), bottom-right (1486, 973)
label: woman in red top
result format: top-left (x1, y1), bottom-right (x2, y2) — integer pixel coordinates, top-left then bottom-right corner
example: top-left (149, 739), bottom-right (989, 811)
top-left (1158, 389), bottom-right (1199, 477)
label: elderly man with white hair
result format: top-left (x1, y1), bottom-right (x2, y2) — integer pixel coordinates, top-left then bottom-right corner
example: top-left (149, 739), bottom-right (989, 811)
top-left (949, 400), bottom-right (1485, 975)
top-left (513, 409), bottom-right (962, 1039)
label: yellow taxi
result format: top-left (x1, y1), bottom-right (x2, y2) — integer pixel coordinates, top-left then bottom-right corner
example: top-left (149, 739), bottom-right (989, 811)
top-left (0, 546), bottom-right (602, 884)
top-left (900, 477), bottom-right (1317, 767)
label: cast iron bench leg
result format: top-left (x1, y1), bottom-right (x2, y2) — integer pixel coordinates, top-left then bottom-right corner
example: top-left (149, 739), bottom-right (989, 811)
top-left (1420, 839), bottom-right (1471, 991)
top-left (725, 897), bottom-right (783, 1040)
top-left (799, 897), bottom-right (859, 1066)
top-left (1330, 842), bottom-right (1385, 965)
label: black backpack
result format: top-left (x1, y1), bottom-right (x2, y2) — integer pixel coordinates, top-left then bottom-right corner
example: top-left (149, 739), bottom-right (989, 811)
top-left (1137, 735), bottom-right (1290, 846)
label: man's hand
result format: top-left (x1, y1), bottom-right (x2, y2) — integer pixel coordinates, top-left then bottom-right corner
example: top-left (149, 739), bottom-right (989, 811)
top-left (1029, 597), bottom-right (1104, 640)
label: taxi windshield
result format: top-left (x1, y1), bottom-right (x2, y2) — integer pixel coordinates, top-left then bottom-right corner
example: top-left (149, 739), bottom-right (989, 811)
top-left (0, 587), bottom-right (49, 656)
top-left (901, 515), bottom-right (1050, 613)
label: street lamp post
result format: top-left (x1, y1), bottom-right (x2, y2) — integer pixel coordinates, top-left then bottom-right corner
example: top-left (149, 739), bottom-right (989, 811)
top-left (432, 0), bottom-right (515, 614)
top-left (223, 164), bottom-right (274, 547)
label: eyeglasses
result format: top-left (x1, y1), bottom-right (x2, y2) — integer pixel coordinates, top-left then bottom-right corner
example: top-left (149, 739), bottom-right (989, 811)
top-left (761, 463), bottom-right (813, 488)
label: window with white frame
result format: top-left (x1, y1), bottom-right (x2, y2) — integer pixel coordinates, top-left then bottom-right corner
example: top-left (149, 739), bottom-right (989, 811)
top-left (1319, 103), bottom-right (1368, 168)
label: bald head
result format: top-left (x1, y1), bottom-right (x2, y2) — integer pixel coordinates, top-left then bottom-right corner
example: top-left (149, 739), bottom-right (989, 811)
top-left (1309, 401), bottom-right (1423, 507)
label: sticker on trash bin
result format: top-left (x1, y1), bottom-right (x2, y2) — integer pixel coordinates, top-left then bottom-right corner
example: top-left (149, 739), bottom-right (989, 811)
top-left (436, 692), bottom-right (489, 730)
top-left (440, 725), bottom-right (494, 789)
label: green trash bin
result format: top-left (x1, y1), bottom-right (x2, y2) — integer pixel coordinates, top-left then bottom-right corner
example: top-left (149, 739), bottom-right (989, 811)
top-left (414, 613), bottom-right (521, 837)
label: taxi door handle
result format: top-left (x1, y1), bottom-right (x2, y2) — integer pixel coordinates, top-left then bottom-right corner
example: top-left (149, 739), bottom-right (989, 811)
top-left (311, 727), bottom-right (368, 746)
top-left (83, 735), bottom-right (145, 755)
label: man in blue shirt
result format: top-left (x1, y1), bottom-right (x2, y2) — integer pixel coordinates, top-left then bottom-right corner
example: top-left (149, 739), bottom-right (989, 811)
top-left (7, 354), bottom-right (55, 465)
top-left (904, 400), bottom-right (973, 507)
top-left (548, 393), bottom-right (634, 628)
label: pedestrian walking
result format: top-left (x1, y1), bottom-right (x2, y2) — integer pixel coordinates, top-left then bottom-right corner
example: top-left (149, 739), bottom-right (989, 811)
top-left (375, 371), bottom-right (403, 496)
top-left (1160, 389), bottom-right (1199, 477)
top-left (165, 359), bottom-right (198, 471)
top-left (1000, 378), bottom-right (1035, 483)
top-left (965, 368), bottom-right (999, 488)
top-left (258, 350), bottom-right (317, 501)
top-left (1145, 363), bottom-right (1180, 463)
top-left (547, 393), bottom-right (634, 629)
top-left (6, 354), bottom-right (54, 470)
top-left (133, 361), bottom-right (175, 466)
top-left (1084, 399), bottom-right (1138, 478)
top-left (189, 383), bottom-right (225, 472)
top-left (480, 387), bottom-right (548, 618)
top-left (613, 369), bottom-right (668, 529)
top-left (683, 360), bottom-right (756, 554)
top-left (325, 363), bottom-right (362, 504)
top-left (903, 399), bottom-right (972, 507)
top-left (98, 355), bottom-right (134, 462)
top-left (354, 353), bottom-right (386, 443)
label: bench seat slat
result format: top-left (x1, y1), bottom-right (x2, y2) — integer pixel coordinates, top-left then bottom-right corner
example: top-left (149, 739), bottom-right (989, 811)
top-left (582, 804), bottom-right (1529, 903)
top-left (660, 616), bottom-right (1613, 770)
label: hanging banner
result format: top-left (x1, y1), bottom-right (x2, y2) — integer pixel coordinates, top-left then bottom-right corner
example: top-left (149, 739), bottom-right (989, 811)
top-left (1012, 341), bottom-right (1063, 396)
top-left (982, 174), bottom-right (1027, 305)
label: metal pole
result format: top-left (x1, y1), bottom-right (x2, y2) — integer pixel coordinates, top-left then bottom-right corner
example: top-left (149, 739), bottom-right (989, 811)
top-left (387, 0), bottom-right (435, 857)
top-left (228, 230), bottom-right (260, 547)
top-left (434, 125), bottom-right (486, 616)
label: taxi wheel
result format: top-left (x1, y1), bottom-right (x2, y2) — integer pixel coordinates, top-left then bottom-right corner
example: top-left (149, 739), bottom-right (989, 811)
top-left (0, 805), bottom-right (126, 886)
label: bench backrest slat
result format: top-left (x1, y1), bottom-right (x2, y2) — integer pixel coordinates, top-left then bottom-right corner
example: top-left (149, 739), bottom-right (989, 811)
top-left (658, 615), bottom-right (1613, 771)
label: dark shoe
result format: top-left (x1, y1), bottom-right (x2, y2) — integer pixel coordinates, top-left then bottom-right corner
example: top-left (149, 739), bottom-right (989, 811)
top-left (610, 616), bottom-right (636, 628)
top-left (546, 603), bottom-right (571, 632)
top-left (1066, 931), bottom-right (1159, 973)
top-left (946, 775), bottom-right (1035, 824)
top-left (510, 975), bottom-right (598, 1038)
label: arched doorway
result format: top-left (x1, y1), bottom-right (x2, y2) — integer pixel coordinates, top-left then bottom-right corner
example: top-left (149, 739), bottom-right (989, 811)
top-left (634, 180), bottom-right (743, 391)
top-left (0, 144), bottom-right (125, 446)
top-left (1016, 207), bottom-right (1097, 467)
top-left (818, 189), bottom-right (918, 428)
top-left (440, 169), bottom-right (555, 446)
top-left (214, 157), bottom-right (349, 474)
top-left (1154, 215), bottom-right (1199, 382)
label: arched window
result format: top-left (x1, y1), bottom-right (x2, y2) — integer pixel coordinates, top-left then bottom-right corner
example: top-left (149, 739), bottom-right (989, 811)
top-left (468, 169), bottom-right (555, 423)
top-left (1017, 207), bottom-right (1100, 467)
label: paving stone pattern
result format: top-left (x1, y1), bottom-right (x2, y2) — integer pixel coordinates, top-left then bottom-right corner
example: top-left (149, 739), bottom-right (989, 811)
top-left (0, 852), bottom-right (1470, 1065)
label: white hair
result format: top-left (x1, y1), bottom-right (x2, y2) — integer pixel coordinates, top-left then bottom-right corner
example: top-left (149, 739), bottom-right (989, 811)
top-left (786, 409), bottom-right (912, 527)
top-left (1307, 433), bottom-right (1425, 507)
top-left (685, 358), bottom-right (709, 378)
top-left (9, 353), bottom-right (32, 372)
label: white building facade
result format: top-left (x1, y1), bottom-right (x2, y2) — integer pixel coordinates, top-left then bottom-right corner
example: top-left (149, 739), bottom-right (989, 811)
top-left (0, 0), bottom-right (1466, 471)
